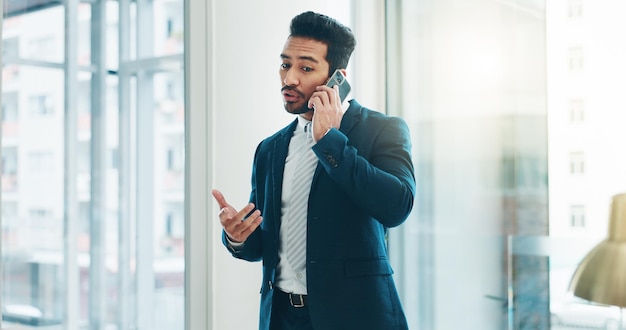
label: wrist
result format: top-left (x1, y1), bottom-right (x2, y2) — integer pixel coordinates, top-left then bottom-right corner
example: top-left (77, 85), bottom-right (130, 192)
top-left (225, 233), bottom-right (243, 244)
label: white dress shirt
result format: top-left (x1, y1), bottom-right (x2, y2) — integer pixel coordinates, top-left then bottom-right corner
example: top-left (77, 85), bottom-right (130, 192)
top-left (227, 101), bottom-right (350, 295)
top-left (275, 115), bottom-right (316, 294)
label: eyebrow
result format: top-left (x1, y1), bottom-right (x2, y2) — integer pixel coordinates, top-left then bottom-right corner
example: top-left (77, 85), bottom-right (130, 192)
top-left (280, 53), bottom-right (319, 64)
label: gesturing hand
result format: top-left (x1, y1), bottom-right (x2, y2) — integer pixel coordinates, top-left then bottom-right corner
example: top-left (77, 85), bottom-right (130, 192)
top-left (212, 189), bottom-right (263, 243)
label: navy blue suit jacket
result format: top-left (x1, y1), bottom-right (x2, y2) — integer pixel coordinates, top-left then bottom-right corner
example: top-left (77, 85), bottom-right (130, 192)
top-left (223, 100), bottom-right (416, 330)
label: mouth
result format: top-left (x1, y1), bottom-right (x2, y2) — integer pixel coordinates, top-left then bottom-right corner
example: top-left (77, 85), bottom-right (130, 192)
top-left (281, 87), bottom-right (304, 103)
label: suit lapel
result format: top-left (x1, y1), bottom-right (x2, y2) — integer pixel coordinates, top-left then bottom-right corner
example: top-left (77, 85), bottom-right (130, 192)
top-left (271, 119), bottom-right (298, 234)
top-left (339, 99), bottom-right (362, 137)
top-left (273, 102), bottom-right (363, 222)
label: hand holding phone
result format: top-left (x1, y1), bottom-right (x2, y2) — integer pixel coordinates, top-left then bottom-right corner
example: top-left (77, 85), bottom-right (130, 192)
top-left (325, 69), bottom-right (351, 103)
top-left (308, 69), bottom-right (350, 141)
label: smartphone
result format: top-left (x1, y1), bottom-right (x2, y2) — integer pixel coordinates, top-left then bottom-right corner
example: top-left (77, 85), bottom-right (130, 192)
top-left (325, 69), bottom-right (351, 103)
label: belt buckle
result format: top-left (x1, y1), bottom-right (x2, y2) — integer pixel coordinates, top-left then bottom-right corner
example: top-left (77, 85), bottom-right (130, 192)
top-left (289, 293), bottom-right (305, 308)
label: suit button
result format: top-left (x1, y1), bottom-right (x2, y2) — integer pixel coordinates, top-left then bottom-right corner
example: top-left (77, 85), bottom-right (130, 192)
top-left (310, 260), bottom-right (317, 264)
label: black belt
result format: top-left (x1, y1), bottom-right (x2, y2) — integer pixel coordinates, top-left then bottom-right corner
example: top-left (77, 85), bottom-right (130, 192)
top-left (288, 293), bottom-right (307, 308)
top-left (278, 290), bottom-right (308, 308)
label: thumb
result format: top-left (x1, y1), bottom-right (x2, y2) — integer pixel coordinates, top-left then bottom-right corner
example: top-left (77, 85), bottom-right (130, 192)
top-left (211, 189), bottom-right (230, 210)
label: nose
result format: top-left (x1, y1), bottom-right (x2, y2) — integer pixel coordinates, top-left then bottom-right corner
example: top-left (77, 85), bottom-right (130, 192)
top-left (283, 68), bottom-right (299, 86)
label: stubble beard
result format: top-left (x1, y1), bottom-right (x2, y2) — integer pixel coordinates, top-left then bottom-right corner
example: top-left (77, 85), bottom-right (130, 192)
top-left (284, 101), bottom-right (313, 115)
top-left (282, 85), bottom-right (313, 115)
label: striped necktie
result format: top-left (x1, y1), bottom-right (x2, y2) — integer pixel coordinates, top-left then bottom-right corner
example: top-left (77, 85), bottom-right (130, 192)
top-left (285, 121), bottom-right (318, 272)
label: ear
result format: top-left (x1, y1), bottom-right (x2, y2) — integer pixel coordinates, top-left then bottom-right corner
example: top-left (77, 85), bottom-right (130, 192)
top-left (339, 68), bottom-right (348, 78)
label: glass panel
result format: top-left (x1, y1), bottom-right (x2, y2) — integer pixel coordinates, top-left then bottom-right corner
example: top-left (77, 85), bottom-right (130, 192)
top-left (1, 0), bottom-right (185, 328)
top-left (7, 6), bottom-right (65, 64)
top-left (2, 65), bottom-right (66, 327)
top-left (547, 0), bottom-right (626, 328)
top-left (149, 71), bottom-right (185, 330)
top-left (153, 0), bottom-right (184, 58)
top-left (390, 0), bottom-right (626, 329)
top-left (388, 0), bottom-right (549, 329)
top-left (129, 0), bottom-right (184, 60)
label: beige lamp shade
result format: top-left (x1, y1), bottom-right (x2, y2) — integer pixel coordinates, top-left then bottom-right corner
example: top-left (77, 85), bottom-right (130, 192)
top-left (569, 193), bottom-right (626, 307)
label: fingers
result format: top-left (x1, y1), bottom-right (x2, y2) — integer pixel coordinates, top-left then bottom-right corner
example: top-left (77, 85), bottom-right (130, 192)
top-left (224, 207), bottom-right (263, 243)
top-left (212, 189), bottom-right (263, 243)
top-left (310, 86), bottom-right (343, 141)
top-left (308, 85), bottom-right (337, 109)
top-left (332, 85), bottom-right (341, 103)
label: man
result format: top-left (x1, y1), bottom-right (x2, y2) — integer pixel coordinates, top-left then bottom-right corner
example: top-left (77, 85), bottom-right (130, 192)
top-left (212, 11), bottom-right (415, 330)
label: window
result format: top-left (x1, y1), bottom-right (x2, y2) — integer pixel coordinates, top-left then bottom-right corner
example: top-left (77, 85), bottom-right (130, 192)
top-left (569, 151), bottom-right (585, 175)
top-left (166, 144), bottom-right (183, 172)
top-left (568, 0), bottom-right (583, 19)
top-left (28, 94), bottom-right (55, 116)
top-left (2, 92), bottom-right (19, 121)
top-left (167, 148), bottom-right (176, 170)
top-left (1, 147), bottom-right (18, 192)
top-left (27, 36), bottom-right (56, 61)
top-left (2, 0), bottom-right (185, 328)
top-left (77, 141), bottom-right (90, 173)
top-left (387, 0), bottom-right (625, 329)
top-left (2, 36), bottom-right (19, 60)
top-left (569, 99), bottom-right (585, 123)
top-left (1, 202), bottom-right (17, 230)
top-left (27, 151), bottom-right (54, 171)
top-left (387, 1), bottom-right (550, 328)
top-left (570, 205), bottom-right (586, 227)
top-left (28, 208), bottom-right (53, 220)
top-left (109, 148), bottom-right (119, 170)
top-left (2, 147), bottom-right (18, 175)
top-left (569, 47), bottom-right (584, 72)
top-left (28, 208), bottom-right (55, 231)
top-left (78, 201), bottom-right (90, 241)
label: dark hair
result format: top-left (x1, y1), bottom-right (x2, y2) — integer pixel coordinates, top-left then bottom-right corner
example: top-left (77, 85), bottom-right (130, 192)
top-left (289, 11), bottom-right (356, 75)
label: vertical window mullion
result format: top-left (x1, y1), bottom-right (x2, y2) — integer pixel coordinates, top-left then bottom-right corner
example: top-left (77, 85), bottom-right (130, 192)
top-left (63, 0), bottom-right (80, 328)
top-left (89, 0), bottom-right (108, 328)
top-left (118, 0), bottom-right (133, 328)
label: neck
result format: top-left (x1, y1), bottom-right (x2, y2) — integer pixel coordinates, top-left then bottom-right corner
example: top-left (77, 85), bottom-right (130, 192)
top-left (299, 113), bottom-right (313, 121)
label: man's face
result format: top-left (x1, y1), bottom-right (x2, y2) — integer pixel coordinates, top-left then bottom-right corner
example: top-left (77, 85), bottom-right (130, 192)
top-left (279, 36), bottom-right (330, 117)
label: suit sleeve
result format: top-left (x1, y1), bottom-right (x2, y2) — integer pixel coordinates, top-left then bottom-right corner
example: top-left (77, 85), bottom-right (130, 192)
top-left (312, 116), bottom-right (416, 228)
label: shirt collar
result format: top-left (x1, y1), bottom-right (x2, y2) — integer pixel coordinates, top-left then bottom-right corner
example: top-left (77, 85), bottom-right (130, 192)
top-left (296, 115), bottom-right (311, 132)
top-left (296, 99), bottom-right (351, 132)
